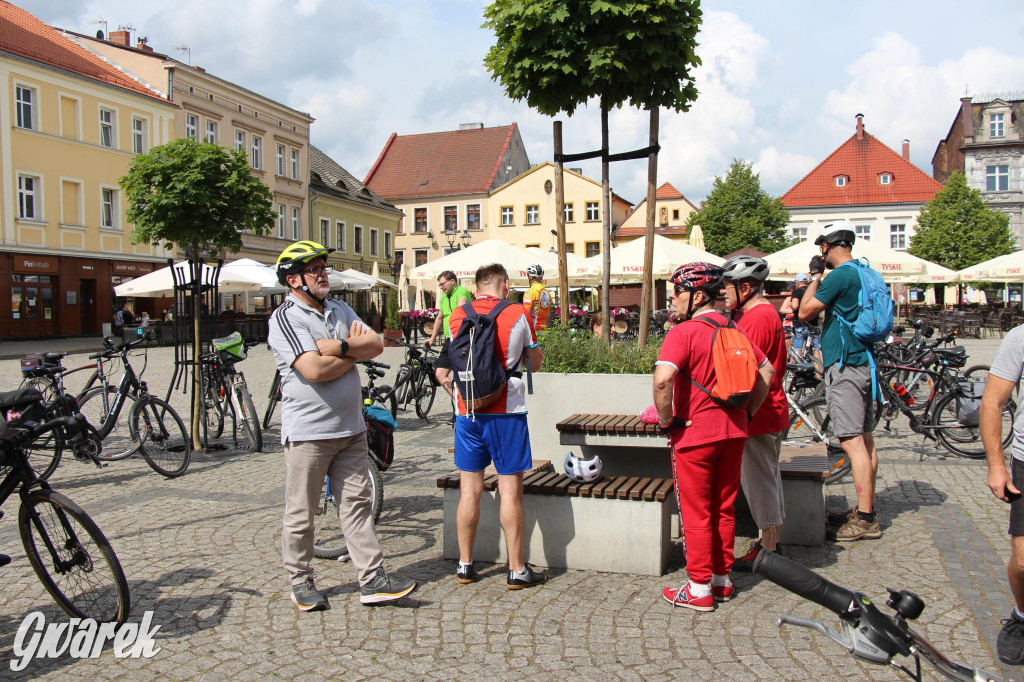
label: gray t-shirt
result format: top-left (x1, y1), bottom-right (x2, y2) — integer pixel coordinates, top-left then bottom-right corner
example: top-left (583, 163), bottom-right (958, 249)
top-left (268, 295), bottom-right (368, 444)
top-left (990, 323), bottom-right (1024, 461)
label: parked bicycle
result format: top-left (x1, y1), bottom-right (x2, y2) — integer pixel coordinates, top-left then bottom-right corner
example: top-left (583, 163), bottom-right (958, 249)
top-left (0, 402), bottom-right (130, 625)
top-left (754, 549), bottom-right (1008, 681)
top-left (200, 332), bottom-right (262, 452)
top-left (379, 341), bottom-right (438, 419)
top-left (262, 359), bottom-right (397, 429)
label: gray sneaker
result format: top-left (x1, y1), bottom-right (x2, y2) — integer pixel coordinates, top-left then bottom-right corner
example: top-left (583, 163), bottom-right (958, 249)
top-left (291, 576), bottom-right (327, 612)
top-left (359, 567), bottom-right (417, 605)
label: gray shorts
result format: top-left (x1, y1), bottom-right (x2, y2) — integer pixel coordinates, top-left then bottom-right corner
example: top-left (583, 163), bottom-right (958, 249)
top-left (824, 363), bottom-right (874, 438)
top-left (1010, 458), bottom-right (1024, 536)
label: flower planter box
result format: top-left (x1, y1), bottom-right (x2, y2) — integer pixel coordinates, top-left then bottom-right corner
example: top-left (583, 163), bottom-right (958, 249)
top-left (383, 329), bottom-right (404, 347)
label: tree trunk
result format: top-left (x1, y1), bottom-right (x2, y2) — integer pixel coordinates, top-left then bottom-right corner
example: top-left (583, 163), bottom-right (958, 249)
top-left (600, 97), bottom-right (611, 344)
top-left (638, 107), bottom-right (659, 349)
top-left (553, 121), bottom-right (569, 326)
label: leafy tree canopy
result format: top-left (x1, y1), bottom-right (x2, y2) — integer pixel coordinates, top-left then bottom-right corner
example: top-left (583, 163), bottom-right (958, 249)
top-left (908, 171), bottom-right (1016, 271)
top-left (483, 0), bottom-right (702, 116)
top-left (120, 138), bottom-right (275, 255)
top-left (685, 159), bottom-right (792, 256)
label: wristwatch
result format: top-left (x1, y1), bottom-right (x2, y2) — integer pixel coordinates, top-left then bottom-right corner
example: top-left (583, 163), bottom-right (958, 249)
top-left (811, 276), bottom-right (822, 283)
top-left (339, 339), bottom-right (349, 356)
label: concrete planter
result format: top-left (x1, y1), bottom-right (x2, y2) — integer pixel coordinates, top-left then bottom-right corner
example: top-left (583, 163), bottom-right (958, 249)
top-left (383, 329), bottom-right (404, 347)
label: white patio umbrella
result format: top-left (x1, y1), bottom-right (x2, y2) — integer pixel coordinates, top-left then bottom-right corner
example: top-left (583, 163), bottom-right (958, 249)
top-left (577, 234), bottom-right (723, 284)
top-left (409, 239), bottom-right (569, 287)
top-left (957, 251), bottom-right (1024, 282)
top-left (688, 224), bottom-right (705, 251)
top-left (114, 261), bottom-right (268, 297)
top-left (763, 238), bottom-right (952, 283)
top-left (524, 247), bottom-right (595, 286)
top-left (339, 268), bottom-right (398, 290)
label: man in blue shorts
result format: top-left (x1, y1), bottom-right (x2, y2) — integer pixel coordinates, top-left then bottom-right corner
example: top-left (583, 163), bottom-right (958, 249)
top-left (447, 263), bottom-right (545, 589)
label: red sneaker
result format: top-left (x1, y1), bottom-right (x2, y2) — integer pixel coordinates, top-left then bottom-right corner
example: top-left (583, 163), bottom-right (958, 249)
top-left (662, 582), bottom-right (714, 611)
top-left (712, 583), bottom-right (735, 602)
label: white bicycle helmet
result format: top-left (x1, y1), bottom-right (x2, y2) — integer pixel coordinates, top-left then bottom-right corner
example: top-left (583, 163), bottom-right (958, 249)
top-left (722, 255), bottom-right (770, 283)
top-left (526, 263), bottom-right (544, 280)
top-left (563, 451), bottom-right (602, 483)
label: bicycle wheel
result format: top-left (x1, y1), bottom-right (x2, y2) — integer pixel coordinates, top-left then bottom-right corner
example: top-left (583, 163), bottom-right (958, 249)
top-left (262, 377), bottom-right (281, 430)
top-left (784, 397), bottom-right (850, 484)
top-left (203, 384), bottom-right (225, 441)
top-left (129, 397), bottom-right (192, 477)
top-left (932, 391), bottom-right (1015, 459)
top-left (373, 385), bottom-right (398, 419)
top-left (414, 370), bottom-right (436, 419)
top-left (312, 459), bottom-right (384, 559)
top-left (24, 429), bottom-right (64, 482)
top-left (963, 364), bottom-right (991, 383)
top-left (232, 381), bottom-right (263, 452)
top-left (20, 375), bottom-right (57, 405)
top-left (79, 386), bottom-right (138, 461)
top-left (19, 489), bottom-right (130, 625)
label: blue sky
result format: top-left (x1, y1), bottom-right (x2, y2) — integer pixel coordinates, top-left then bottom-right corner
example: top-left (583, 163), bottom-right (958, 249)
top-left (23, 0), bottom-right (1024, 205)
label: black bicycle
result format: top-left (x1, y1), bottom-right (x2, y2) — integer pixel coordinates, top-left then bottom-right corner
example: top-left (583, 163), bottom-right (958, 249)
top-left (0, 399), bottom-right (130, 625)
top-left (755, 549), bottom-right (1007, 681)
top-left (381, 341), bottom-right (438, 419)
top-left (200, 333), bottom-right (262, 452)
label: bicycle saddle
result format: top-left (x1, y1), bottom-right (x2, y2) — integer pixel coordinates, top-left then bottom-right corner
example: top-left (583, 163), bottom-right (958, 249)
top-left (786, 362), bottom-right (817, 374)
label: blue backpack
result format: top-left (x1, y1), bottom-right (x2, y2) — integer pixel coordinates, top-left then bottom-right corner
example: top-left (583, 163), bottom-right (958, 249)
top-left (448, 299), bottom-right (514, 414)
top-left (837, 258), bottom-right (894, 398)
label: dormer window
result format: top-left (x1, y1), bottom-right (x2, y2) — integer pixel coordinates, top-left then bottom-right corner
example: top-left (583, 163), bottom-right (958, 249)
top-left (835, 175), bottom-right (848, 187)
top-left (991, 113), bottom-right (1005, 138)
top-left (879, 173), bottom-right (892, 185)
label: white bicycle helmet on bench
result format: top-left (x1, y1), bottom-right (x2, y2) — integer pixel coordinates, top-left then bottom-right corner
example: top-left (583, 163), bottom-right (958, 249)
top-left (563, 451), bottom-right (602, 483)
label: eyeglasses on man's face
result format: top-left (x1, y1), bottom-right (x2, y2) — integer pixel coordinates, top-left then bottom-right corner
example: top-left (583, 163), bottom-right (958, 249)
top-left (301, 265), bottom-right (333, 277)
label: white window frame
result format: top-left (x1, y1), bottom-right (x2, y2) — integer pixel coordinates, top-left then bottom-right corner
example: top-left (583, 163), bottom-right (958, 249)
top-left (854, 224), bottom-right (871, 241)
top-left (564, 203), bottom-right (574, 223)
top-left (235, 130), bottom-right (246, 154)
top-left (384, 231), bottom-right (392, 259)
top-left (290, 149), bottom-right (299, 180)
top-left (835, 176), bottom-right (847, 187)
top-left (790, 226), bottom-right (808, 242)
top-left (500, 206), bottom-right (514, 226)
top-left (276, 144), bottom-right (285, 176)
top-left (991, 113), bottom-right (1005, 138)
top-left (354, 225), bottom-right (364, 255)
top-left (585, 201), bottom-right (599, 221)
top-left (185, 113), bottom-right (198, 140)
top-left (15, 84), bottom-right (36, 130)
top-left (131, 116), bottom-right (147, 154)
top-left (526, 204), bottom-right (539, 224)
top-left (277, 204), bottom-right (285, 238)
top-left (987, 165), bottom-right (1010, 192)
top-left (251, 137), bottom-right (263, 170)
top-left (369, 227), bottom-right (378, 256)
top-left (319, 217), bottom-right (330, 247)
top-left (290, 206), bottom-right (299, 239)
top-left (17, 173), bottom-right (42, 220)
top-left (879, 174), bottom-right (891, 185)
top-left (889, 223), bottom-right (907, 250)
top-left (205, 120), bottom-right (217, 144)
top-left (336, 220), bottom-right (346, 252)
top-left (100, 186), bottom-right (119, 230)
top-left (99, 107), bottom-right (116, 148)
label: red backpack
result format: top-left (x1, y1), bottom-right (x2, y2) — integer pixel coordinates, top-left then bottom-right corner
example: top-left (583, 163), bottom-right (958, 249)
top-left (682, 317), bottom-right (759, 409)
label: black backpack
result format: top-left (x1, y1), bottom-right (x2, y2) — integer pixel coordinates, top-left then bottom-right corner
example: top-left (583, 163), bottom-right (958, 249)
top-left (448, 299), bottom-right (513, 413)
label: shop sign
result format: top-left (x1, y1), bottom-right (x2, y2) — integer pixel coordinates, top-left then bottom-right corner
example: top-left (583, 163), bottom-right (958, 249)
top-left (111, 262), bottom-right (154, 275)
top-left (14, 256), bottom-right (57, 274)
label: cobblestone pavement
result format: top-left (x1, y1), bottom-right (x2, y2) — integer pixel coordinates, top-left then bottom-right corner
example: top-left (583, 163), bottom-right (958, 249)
top-left (0, 336), bottom-right (1018, 679)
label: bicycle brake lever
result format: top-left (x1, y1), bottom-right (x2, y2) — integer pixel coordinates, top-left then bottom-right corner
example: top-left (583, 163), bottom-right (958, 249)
top-left (779, 616), bottom-right (896, 665)
top-left (778, 616), bottom-right (853, 652)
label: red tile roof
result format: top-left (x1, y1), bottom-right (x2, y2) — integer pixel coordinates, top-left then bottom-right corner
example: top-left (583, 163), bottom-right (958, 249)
top-left (0, 2), bottom-right (166, 102)
top-left (782, 128), bottom-right (943, 207)
top-left (364, 124), bottom-right (521, 199)
top-left (656, 182), bottom-right (685, 200)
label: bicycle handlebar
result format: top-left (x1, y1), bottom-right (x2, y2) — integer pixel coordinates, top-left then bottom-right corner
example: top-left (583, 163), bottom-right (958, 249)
top-left (0, 415), bottom-right (83, 450)
top-left (753, 550), bottom-right (855, 616)
top-left (89, 332), bottom-right (153, 359)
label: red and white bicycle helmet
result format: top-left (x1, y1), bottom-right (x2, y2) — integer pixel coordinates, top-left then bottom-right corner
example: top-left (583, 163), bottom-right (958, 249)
top-left (563, 451), bottom-right (602, 483)
top-left (669, 262), bottom-right (724, 293)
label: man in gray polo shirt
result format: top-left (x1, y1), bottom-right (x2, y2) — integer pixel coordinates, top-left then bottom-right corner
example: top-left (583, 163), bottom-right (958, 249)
top-left (268, 240), bottom-right (415, 611)
top-left (982, 322), bottom-right (1024, 664)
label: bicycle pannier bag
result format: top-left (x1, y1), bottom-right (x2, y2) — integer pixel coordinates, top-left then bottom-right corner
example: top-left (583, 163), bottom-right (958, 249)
top-left (682, 317), bottom-right (759, 409)
top-left (213, 332), bottom-right (246, 360)
top-left (364, 405), bottom-right (396, 471)
top-left (0, 387), bottom-right (45, 425)
top-left (448, 299), bottom-right (513, 413)
top-left (955, 379), bottom-right (984, 428)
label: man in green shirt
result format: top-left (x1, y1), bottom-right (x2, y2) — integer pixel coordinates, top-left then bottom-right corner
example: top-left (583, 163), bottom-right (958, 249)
top-left (426, 270), bottom-right (472, 397)
top-left (799, 220), bottom-right (880, 543)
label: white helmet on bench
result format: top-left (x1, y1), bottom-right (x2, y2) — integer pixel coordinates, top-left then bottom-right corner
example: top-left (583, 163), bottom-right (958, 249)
top-left (563, 452), bottom-right (602, 483)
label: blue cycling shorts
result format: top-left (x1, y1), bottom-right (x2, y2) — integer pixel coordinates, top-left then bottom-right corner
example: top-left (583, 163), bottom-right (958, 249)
top-left (453, 413), bottom-right (532, 475)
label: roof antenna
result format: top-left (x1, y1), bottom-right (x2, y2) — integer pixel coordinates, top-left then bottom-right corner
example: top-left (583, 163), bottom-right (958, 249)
top-left (86, 16), bottom-right (107, 40)
top-left (174, 44), bottom-right (191, 66)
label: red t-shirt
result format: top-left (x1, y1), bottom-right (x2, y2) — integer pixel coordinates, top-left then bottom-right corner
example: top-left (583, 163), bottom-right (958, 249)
top-left (656, 309), bottom-right (766, 448)
top-left (732, 303), bottom-right (789, 435)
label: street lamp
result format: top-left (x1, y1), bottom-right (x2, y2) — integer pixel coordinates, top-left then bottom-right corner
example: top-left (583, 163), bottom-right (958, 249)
top-left (444, 229), bottom-right (473, 252)
top-left (385, 253), bottom-right (402, 284)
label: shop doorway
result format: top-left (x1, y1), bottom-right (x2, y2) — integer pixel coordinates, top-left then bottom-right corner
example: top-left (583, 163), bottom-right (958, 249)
top-left (80, 279), bottom-right (98, 334)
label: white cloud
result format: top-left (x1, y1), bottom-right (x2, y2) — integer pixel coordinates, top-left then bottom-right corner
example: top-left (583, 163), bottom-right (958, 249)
top-left (753, 147), bottom-right (817, 189)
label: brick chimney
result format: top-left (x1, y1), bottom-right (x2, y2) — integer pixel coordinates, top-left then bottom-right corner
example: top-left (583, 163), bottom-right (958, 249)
top-left (137, 38), bottom-right (153, 53)
top-left (901, 139), bottom-right (910, 160)
top-left (109, 30), bottom-right (130, 46)
top-left (855, 113), bottom-right (864, 140)
top-left (960, 97), bottom-right (974, 141)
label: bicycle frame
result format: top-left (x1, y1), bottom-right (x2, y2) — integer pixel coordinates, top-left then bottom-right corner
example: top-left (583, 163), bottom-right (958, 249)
top-left (88, 360), bottom-right (145, 439)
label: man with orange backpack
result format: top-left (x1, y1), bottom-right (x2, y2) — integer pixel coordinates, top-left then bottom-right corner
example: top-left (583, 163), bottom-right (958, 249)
top-left (653, 263), bottom-right (775, 611)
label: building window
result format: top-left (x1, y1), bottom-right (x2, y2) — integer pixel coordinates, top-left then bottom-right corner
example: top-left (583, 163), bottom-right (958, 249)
top-left (384, 232), bottom-right (392, 259)
top-left (354, 226), bottom-right (363, 254)
top-left (235, 130), bottom-right (246, 154)
top-left (251, 137), bottom-right (263, 170)
top-left (500, 206), bottom-right (514, 226)
top-left (414, 249), bottom-right (428, 267)
top-left (290, 206), bottom-right (300, 240)
top-left (277, 204), bottom-right (285, 238)
top-left (890, 224), bottom-right (906, 250)
top-left (444, 205), bottom-right (458, 232)
top-left (185, 113), bottom-right (198, 140)
top-left (672, 208), bottom-right (680, 221)
top-left (855, 224), bottom-right (871, 241)
top-left (526, 204), bottom-right (539, 224)
top-left (414, 208), bottom-right (427, 233)
top-left (564, 203), bottom-right (574, 223)
top-left (290, 149), bottom-right (299, 180)
top-left (987, 164), bottom-right (1010, 191)
top-left (790, 226), bottom-right (808, 242)
top-left (101, 188), bottom-right (118, 229)
top-left (319, 218), bottom-right (330, 247)
top-left (585, 241), bottom-right (600, 257)
top-left (466, 204), bottom-right (481, 230)
top-left (565, 242), bottom-right (575, 253)
top-left (586, 201), bottom-right (599, 221)
top-left (879, 174), bottom-right (891, 185)
top-left (99, 108), bottom-right (115, 148)
top-left (835, 176), bottom-right (847, 187)
top-left (17, 174), bottom-right (40, 220)
top-left (15, 85), bottom-right (35, 129)
top-left (205, 120), bottom-right (217, 144)
top-left (991, 113), bottom-right (1005, 138)
top-left (276, 144), bottom-right (285, 176)
top-left (370, 228), bottom-right (378, 256)
top-left (132, 117), bottom-right (147, 154)
top-left (336, 221), bottom-right (346, 252)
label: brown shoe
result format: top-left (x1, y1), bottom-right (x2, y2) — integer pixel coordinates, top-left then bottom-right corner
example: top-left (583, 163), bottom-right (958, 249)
top-left (826, 506), bottom-right (856, 527)
top-left (829, 515), bottom-right (881, 542)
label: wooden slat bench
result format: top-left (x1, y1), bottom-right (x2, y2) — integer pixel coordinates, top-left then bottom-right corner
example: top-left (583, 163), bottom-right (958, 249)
top-left (556, 413), bottom-right (829, 546)
top-left (437, 461), bottom-right (675, 576)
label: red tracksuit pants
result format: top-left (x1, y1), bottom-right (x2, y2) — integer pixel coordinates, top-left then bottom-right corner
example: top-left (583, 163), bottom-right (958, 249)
top-left (670, 437), bottom-right (746, 584)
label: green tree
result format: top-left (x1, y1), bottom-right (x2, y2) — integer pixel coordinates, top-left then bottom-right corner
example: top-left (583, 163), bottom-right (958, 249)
top-left (909, 171), bottom-right (1015, 271)
top-left (120, 138), bottom-right (275, 447)
top-left (685, 159), bottom-right (792, 256)
top-left (385, 288), bottom-right (400, 330)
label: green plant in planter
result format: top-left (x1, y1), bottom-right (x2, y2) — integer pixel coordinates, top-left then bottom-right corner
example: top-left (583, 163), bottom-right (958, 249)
top-left (385, 289), bottom-right (400, 330)
top-left (537, 323), bottom-right (661, 374)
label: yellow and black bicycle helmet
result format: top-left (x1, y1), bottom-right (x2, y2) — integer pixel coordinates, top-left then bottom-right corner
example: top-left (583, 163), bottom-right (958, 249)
top-left (276, 240), bottom-right (334, 286)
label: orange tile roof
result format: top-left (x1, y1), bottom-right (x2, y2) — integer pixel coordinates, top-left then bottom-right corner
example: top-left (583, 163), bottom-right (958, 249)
top-left (616, 224), bottom-right (688, 238)
top-left (0, 2), bottom-right (166, 102)
top-left (364, 124), bottom-right (522, 199)
top-left (656, 182), bottom-right (684, 200)
top-left (782, 129), bottom-right (943, 207)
